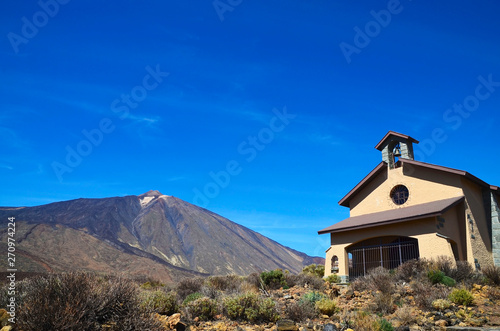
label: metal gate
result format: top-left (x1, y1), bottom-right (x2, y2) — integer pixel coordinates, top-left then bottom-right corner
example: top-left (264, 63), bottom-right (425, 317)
top-left (347, 237), bottom-right (419, 279)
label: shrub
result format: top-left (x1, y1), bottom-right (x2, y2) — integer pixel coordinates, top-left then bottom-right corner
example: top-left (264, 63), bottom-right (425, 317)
top-left (176, 277), bottom-right (204, 300)
top-left (428, 270), bottom-right (456, 287)
top-left (14, 272), bottom-right (162, 330)
top-left (325, 274), bottom-right (340, 284)
top-left (376, 318), bottom-right (394, 331)
top-left (182, 292), bottom-right (204, 305)
top-left (302, 264), bottom-right (325, 278)
top-left (285, 300), bottom-right (317, 322)
top-left (352, 267), bottom-right (394, 293)
top-left (351, 311), bottom-right (377, 331)
top-left (224, 292), bottom-right (279, 323)
top-left (432, 299), bottom-right (451, 311)
top-left (395, 259), bottom-right (428, 282)
top-left (300, 291), bottom-right (326, 305)
top-left (448, 288), bottom-right (474, 306)
top-left (206, 275), bottom-right (242, 293)
top-left (450, 261), bottom-right (475, 283)
top-left (411, 280), bottom-right (451, 310)
top-left (483, 265), bottom-right (500, 285)
top-left (433, 256), bottom-right (454, 276)
top-left (286, 273), bottom-right (326, 290)
top-left (260, 269), bottom-right (287, 290)
top-left (184, 297), bottom-right (218, 321)
top-left (141, 290), bottom-right (178, 315)
top-left (315, 298), bottom-right (337, 316)
top-left (140, 280), bottom-right (165, 290)
top-left (370, 292), bottom-right (395, 314)
top-left (393, 305), bottom-right (417, 326)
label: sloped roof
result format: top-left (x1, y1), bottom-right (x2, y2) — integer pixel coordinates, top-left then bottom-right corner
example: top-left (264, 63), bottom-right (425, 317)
top-left (375, 131), bottom-right (419, 151)
top-left (339, 158), bottom-right (499, 208)
top-left (318, 196), bottom-right (465, 235)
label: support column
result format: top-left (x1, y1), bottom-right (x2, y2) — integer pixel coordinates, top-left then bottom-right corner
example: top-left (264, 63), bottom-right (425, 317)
top-left (491, 192), bottom-right (500, 266)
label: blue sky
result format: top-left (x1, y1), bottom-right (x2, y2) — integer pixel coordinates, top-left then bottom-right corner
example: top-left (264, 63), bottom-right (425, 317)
top-left (1, 0), bottom-right (500, 257)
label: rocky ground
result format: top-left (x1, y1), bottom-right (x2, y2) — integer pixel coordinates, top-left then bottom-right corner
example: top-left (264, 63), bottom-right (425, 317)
top-left (154, 283), bottom-right (500, 331)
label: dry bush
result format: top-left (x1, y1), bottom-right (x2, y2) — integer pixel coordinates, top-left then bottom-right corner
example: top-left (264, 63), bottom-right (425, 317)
top-left (411, 280), bottom-right (451, 310)
top-left (449, 261), bottom-right (475, 283)
top-left (487, 286), bottom-right (500, 301)
top-left (432, 256), bottom-right (454, 276)
top-left (352, 267), bottom-right (394, 294)
top-left (370, 292), bottom-right (395, 314)
top-left (245, 273), bottom-right (262, 290)
top-left (176, 277), bottom-right (205, 300)
top-left (338, 310), bottom-right (376, 331)
top-left (395, 259), bottom-right (428, 283)
top-left (206, 275), bottom-right (243, 293)
top-left (15, 272), bottom-right (162, 331)
top-left (393, 305), bottom-right (417, 326)
top-left (483, 265), bottom-right (500, 285)
top-left (286, 273), bottom-right (325, 291)
top-left (284, 300), bottom-right (317, 322)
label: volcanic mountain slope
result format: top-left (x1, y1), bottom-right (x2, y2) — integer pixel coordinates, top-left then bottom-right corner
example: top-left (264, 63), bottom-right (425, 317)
top-left (0, 191), bottom-right (323, 280)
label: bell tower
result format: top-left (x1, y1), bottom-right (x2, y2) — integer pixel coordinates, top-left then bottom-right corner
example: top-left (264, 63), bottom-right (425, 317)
top-left (375, 131), bottom-right (419, 169)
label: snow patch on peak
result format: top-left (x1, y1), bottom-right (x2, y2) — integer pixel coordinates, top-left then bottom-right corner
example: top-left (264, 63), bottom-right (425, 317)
top-left (140, 196), bottom-right (155, 207)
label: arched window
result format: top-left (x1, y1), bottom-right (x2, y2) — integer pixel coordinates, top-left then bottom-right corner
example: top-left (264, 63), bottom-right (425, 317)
top-left (331, 255), bottom-right (339, 273)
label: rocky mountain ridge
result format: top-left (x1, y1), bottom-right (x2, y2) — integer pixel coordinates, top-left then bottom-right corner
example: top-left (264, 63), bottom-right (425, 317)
top-left (0, 191), bottom-right (323, 280)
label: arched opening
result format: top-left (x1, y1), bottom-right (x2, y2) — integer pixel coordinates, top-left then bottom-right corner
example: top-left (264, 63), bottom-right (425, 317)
top-left (346, 236), bottom-right (419, 279)
top-left (331, 255), bottom-right (339, 274)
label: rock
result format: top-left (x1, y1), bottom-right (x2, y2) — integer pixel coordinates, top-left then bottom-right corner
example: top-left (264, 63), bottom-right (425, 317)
top-left (277, 319), bottom-right (299, 331)
top-left (434, 319), bottom-right (447, 328)
top-left (0, 326), bottom-right (12, 331)
top-left (323, 324), bottom-right (337, 331)
top-left (394, 327), bottom-right (409, 331)
top-left (284, 295), bottom-right (293, 300)
top-left (167, 313), bottom-right (181, 328)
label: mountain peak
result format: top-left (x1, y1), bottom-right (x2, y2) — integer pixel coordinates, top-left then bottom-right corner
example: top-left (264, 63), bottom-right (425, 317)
top-left (139, 190), bottom-right (163, 198)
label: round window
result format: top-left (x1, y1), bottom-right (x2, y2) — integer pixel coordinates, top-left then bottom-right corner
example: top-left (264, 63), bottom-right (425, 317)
top-left (390, 185), bottom-right (409, 205)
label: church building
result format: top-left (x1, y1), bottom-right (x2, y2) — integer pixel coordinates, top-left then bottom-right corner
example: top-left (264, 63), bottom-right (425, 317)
top-left (318, 131), bottom-right (500, 282)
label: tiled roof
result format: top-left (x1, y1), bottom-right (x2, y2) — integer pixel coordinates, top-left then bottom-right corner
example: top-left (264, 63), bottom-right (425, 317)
top-left (318, 196), bottom-right (465, 234)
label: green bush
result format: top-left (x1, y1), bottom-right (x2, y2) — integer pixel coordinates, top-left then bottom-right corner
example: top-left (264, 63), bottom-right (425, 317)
top-left (141, 290), bottom-right (178, 315)
top-left (428, 270), bottom-right (456, 287)
top-left (301, 291), bottom-right (327, 304)
top-left (140, 280), bottom-right (165, 290)
top-left (376, 318), bottom-right (394, 331)
top-left (428, 270), bottom-right (445, 284)
top-left (182, 292), bottom-right (204, 305)
top-left (325, 274), bottom-right (340, 284)
top-left (224, 292), bottom-right (278, 323)
top-left (448, 288), bottom-right (474, 306)
top-left (315, 298), bottom-right (337, 316)
top-left (302, 264), bottom-right (325, 278)
top-left (184, 297), bottom-right (218, 321)
top-left (260, 269), bottom-right (287, 290)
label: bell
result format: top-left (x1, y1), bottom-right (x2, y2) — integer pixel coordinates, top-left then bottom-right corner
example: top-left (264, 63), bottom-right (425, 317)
top-left (393, 145), bottom-right (402, 157)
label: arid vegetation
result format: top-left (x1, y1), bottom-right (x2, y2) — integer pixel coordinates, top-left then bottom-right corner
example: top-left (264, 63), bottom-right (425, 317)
top-left (1, 258), bottom-right (500, 330)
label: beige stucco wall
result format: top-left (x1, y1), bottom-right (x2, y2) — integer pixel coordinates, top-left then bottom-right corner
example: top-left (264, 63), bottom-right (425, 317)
top-left (324, 215), bottom-right (459, 278)
top-left (461, 178), bottom-right (494, 267)
top-left (349, 164), bottom-right (463, 217)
